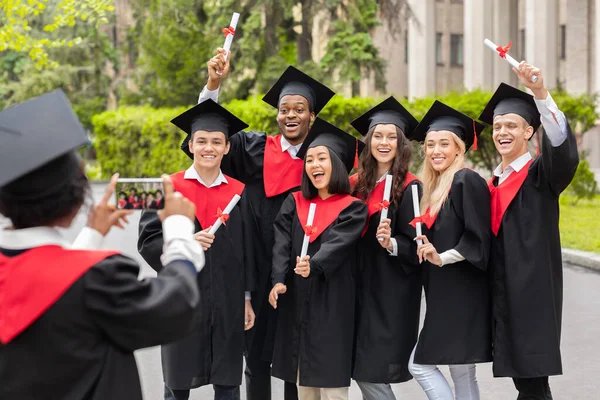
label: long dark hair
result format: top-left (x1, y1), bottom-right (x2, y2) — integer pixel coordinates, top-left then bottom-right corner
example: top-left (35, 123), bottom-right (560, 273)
top-left (301, 148), bottom-right (351, 199)
top-left (355, 125), bottom-right (412, 204)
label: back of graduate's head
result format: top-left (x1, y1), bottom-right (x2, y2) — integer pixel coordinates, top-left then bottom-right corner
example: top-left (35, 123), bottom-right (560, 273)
top-left (0, 151), bottom-right (91, 229)
top-left (0, 89), bottom-right (92, 230)
top-left (301, 147), bottom-right (351, 199)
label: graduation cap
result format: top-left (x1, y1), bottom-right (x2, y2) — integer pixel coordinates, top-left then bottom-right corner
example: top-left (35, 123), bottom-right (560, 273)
top-left (0, 90), bottom-right (89, 190)
top-left (262, 66), bottom-right (335, 115)
top-left (172, 99), bottom-right (249, 159)
top-left (412, 100), bottom-right (486, 151)
top-left (350, 96), bottom-right (419, 139)
top-left (297, 118), bottom-right (365, 174)
top-left (478, 82), bottom-right (541, 136)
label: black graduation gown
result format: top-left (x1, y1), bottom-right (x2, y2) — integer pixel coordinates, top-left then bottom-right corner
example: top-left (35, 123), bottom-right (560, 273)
top-left (0, 250), bottom-right (199, 400)
top-left (353, 179), bottom-right (423, 384)
top-left (221, 130), bottom-right (302, 362)
top-left (414, 169), bottom-right (492, 365)
top-left (490, 126), bottom-right (579, 378)
top-left (138, 200), bottom-right (247, 388)
top-left (271, 194), bottom-right (368, 388)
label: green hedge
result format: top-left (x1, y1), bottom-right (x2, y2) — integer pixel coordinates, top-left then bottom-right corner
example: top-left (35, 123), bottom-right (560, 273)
top-left (92, 90), bottom-right (598, 178)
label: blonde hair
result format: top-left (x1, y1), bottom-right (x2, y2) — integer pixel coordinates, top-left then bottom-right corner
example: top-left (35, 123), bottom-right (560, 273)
top-left (418, 132), bottom-right (466, 216)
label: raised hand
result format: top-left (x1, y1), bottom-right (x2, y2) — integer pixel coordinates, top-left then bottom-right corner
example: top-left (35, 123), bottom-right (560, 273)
top-left (157, 174), bottom-right (196, 222)
top-left (415, 235), bottom-right (443, 267)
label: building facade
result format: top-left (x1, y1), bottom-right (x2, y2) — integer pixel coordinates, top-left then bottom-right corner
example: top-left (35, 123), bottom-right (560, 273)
top-left (357, 0), bottom-right (599, 177)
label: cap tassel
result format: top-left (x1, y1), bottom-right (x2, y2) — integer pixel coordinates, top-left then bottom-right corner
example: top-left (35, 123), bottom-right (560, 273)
top-left (535, 131), bottom-right (540, 157)
top-left (472, 119), bottom-right (478, 151)
top-left (354, 139), bottom-right (359, 169)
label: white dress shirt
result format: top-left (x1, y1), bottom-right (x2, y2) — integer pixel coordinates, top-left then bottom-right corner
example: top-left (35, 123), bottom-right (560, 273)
top-left (185, 165), bottom-right (251, 301)
top-left (0, 216), bottom-right (205, 273)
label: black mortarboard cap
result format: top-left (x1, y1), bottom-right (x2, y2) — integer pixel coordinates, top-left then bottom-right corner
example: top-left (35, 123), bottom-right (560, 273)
top-left (0, 90), bottom-right (89, 189)
top-left (412, 100), bottom-right (486, 151)
top-left (262, 66), bottom-right (335, 115)
top-left (173, 99), bottom-right (249, 159)
top-left (350, 96), bottom-right (419, 138)
top-left (478, 82), bottom-right (541, 135)
top-left (296, 118), bottom-right (365, 173)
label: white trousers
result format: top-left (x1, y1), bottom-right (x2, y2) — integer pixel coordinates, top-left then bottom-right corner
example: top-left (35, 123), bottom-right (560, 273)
top-left (408, 345), bottom-right (480, 400)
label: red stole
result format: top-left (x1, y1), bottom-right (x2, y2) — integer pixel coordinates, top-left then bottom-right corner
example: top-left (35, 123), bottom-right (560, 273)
top-left (0, 246), bottom-right (117, 344)
top-left (292, 192), bottom-right (359, 243)
top-left (488, 159), bottom-right (533, 236)
top-left (263, 135), bottom-right (304, 198)
top-left (350, 172), bottom-right (419, 219)
top-left (171, 171), bottom-right (245, 230)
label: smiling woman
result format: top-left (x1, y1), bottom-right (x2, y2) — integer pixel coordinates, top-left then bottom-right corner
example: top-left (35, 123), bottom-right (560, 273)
top-left (269, 118), bottom-right (367, 399)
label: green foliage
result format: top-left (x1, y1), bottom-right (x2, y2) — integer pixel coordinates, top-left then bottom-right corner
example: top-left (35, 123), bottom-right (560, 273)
top-left (566, 157), bottom-right (598, 204)
top-left (0, 0), bottom-right (114, 68)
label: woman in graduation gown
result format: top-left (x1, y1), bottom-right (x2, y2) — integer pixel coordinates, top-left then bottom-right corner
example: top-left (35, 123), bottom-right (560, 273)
top-left (269, 118), bottom-right (368, 399)
top-left (407, 101), bottom-right (492, 400)
top-left (0, 90), bottom-right (204, 400)
top-left (138, 99), bottom-right (253, 400)
top-left (348, 97), bottom-right (423, 400)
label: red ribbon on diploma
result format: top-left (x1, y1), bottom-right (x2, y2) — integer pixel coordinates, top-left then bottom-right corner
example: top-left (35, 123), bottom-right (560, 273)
top-left (304, 225), bottom-right (317, 236)
top-left (216, 208), bottom-right (230, 225)
top-left (375, 200), bottom-right (390, 211)
top-left (496, 41), bottom-right (512, 59)
top-left (409, 209), bottom-right (438, 230)
top-left (222, 26), bottom-right (235, 37)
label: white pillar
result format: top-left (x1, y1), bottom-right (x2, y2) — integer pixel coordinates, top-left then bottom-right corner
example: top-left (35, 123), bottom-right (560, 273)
top-left (525, 0), bottom-right (559, 89)
top-left (464, 0), bottom-right (494, 90)
top-left (407, 0), bottom-right (436, 100)
top-left (492, 0), bottom-right (520, 87)
top-left (565, 0), bottom-right (590, 95)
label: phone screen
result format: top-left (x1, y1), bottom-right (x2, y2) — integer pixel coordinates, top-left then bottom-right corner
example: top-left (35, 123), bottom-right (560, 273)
top-left (115, 178), bottom-right (165, 212)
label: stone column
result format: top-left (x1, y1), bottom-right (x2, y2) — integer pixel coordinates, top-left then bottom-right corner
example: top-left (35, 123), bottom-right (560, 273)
top-left (407, 0), bottom-right (436, 99)
top-left (464, 0), bottom-right (494, 90)
top-left (492, 0), bottom-right (520, 87)
top-left (564, 0), bottom-right (590, 95)
top-left (525, 0), bottom-right (559, 89)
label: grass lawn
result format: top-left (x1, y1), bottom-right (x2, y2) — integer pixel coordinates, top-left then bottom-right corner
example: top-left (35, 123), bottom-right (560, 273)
top-left (559, 195), bottom-right (600, 254)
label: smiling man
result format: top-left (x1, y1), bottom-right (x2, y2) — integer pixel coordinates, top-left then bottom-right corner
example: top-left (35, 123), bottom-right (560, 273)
top-left (479, 63), bottom-right (579, 400)
top-left (138, 99), bottom-right (254, 400)
top-left (194, 49), bottom-right (335, 400)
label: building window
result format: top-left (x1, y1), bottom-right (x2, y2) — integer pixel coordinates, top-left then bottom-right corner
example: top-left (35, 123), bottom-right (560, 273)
top-left (404, 31), bottom-right (409, 64)
top-left (450, 34), bottom-right (463, 66)
top-left (436, 33), bottom-right (443, 65)
top-left (519, 29), bottom-right (526, 60)
top-left (560, 24), bottom-right (566, 60)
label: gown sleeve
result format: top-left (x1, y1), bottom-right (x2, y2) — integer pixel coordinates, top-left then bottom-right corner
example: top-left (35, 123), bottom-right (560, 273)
top-left (137, 210), bottom-right (164, 273)
top-left (450, 170), bottom-right (491, 271)
top-left (271, 194), bottom-right (296, 286)
top-left (221, 130), bottom-right (267, 184)
top-left (309, 200), bottom-right (368, 280)
top-left (83, 255), bottom-right (200, 351)
top-left (535, 122), bottom-right (579, 196)
top-left (393, 181), bottom-right (422, 270)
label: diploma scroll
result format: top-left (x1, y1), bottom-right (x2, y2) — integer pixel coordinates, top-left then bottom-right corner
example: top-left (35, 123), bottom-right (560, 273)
top-left (377, 174), bottom-right (393, 242)
top-left (208, 194), bottom-right (241, 235)
top-left (219, 13), bottom-right (240, 64)
top-left (300, 203), bottom-right (317, 257)
top-left (411, 185), bottom-right (423, 246)
top-left (484, 38), bottom-right (537, 83)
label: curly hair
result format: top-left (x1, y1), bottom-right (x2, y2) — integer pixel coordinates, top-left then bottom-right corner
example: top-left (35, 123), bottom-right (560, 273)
top-left (355, 125), bottom-right (412, 205)
top-left (0, 153), bottom-right (91, 229)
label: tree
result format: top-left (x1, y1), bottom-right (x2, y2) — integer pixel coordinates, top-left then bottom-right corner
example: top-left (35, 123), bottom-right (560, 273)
top-left (0, 0), bottom-right (115, 68)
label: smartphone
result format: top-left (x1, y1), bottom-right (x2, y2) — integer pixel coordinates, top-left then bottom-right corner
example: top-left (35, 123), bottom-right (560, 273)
top-left (115, 178), bottom-right (165, 212)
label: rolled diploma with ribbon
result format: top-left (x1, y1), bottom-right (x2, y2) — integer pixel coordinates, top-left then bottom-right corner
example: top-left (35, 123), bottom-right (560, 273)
top-left (411, 185), bottom-right (423, 246)
top-left (377, 174), bottom-right (393, 241)
top-left (222, 12), bottom-right (240, 61)
top-left (484, 38), bottom-right (537, 83)
top-left (208, 194), bottom-right (241, 235)
top-left (300, 203), bottom-right (317, 257)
